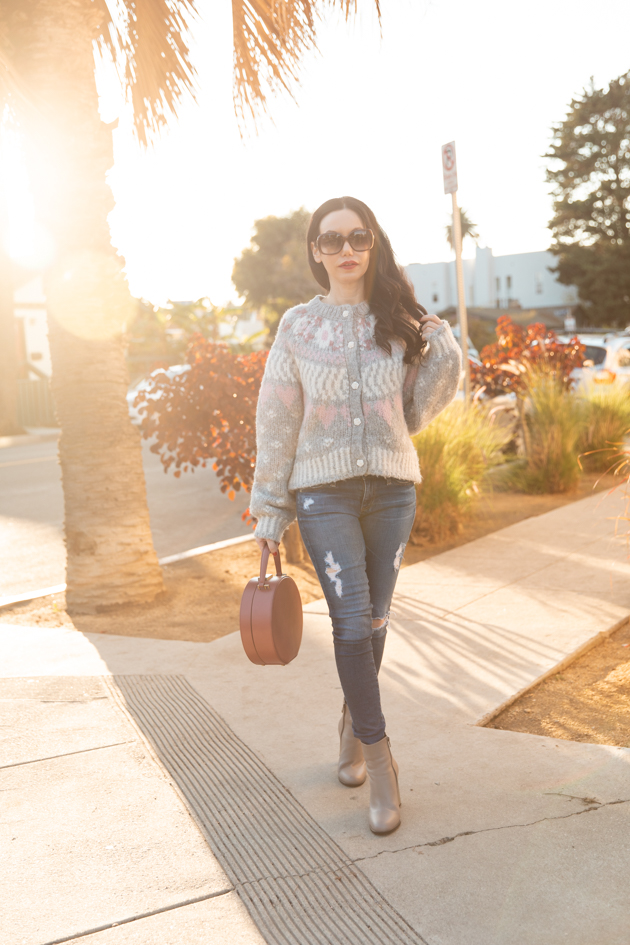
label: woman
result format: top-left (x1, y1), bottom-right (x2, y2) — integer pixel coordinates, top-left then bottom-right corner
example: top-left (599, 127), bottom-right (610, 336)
top-left (250, 196), bottom-right (461, 834)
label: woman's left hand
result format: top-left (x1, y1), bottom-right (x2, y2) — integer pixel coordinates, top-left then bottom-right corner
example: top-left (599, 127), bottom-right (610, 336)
top-left (419, 313), bottom-right (443, 340)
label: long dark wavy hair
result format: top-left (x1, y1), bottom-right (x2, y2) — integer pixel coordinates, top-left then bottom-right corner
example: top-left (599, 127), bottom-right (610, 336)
top-left (307, 196), bottom-right (428, 364)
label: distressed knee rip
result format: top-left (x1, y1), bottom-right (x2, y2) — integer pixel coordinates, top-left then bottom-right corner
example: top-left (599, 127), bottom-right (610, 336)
top-left (372, 614), bottom-right (389, 631)
top-left (302, 497), bottom-right (314, 510)
top-left (393, 542), bottom-right (405, 571)
top-left (324, 551), bottom-right (343, 598)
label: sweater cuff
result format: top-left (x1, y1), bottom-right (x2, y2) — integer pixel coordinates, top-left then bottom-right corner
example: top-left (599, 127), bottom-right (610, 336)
top-left (426, 321), bottom-right (460, 359)
top-left (254, 515), bottom-right (293, 544)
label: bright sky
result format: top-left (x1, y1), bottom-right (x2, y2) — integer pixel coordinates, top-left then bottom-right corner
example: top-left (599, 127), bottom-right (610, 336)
top-left (12, 0), bottom-right (630, 305)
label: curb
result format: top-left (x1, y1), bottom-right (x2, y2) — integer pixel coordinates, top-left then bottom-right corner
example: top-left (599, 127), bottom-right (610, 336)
top-left (476, 614), bottom-right (630, 727)
top-left (0, 583), bottom-right (67, 609)
top-left (0, 533), bottom-right (256, 610)
top-left (158, 533), bottom-right (255, 565)
top-left (0, 430), bottom-right (60, 450)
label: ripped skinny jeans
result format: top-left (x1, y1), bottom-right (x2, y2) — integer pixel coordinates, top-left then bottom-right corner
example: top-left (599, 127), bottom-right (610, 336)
top-left (296, 476), bottom-right (416, 745)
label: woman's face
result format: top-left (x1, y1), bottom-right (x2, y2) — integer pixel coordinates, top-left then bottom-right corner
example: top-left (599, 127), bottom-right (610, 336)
top-left (311, 208), bottom-right (372, 291)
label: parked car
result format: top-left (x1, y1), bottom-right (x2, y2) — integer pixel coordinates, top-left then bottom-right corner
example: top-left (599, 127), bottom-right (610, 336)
top-left (558, 331), bottom-right (630, 390)
top-left (127, 364), bottom-right (190, 424)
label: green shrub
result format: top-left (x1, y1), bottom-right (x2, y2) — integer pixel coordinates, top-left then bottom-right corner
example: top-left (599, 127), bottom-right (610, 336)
top-left (412, 402), bottom-right (511, 542)
top-left (579, 386), bottom-right (630, 473)
top-left (507, 375), bottom-right (585, 494)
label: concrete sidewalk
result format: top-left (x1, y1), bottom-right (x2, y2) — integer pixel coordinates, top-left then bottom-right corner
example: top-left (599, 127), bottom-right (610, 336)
top-left (2, 489), bottom-right (630, 944)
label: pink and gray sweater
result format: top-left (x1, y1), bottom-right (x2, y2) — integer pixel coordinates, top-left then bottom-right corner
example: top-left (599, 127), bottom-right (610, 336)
top-left (250, 296), bottom-right (462, 542)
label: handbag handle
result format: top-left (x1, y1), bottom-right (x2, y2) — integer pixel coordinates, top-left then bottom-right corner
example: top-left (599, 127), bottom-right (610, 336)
top-left (258, 545), bottom-right (283, 589)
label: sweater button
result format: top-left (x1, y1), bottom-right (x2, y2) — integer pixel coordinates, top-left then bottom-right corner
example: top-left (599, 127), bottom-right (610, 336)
top-left (351, 381), bottom-right (359, 389)
top-left (343, 310), bottom-right (350, 317)
top-left (354, 418), bottom-right (361, 425)
top-left (356, 459), bottom-right (364, 467)
top-left (347, 341), bottom-right (355, 348)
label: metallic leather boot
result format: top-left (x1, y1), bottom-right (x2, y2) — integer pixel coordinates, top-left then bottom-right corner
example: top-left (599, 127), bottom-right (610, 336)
top-left (338, 702), bottom-right (366, 787)
top-left (362, 736), bottom-right (401, 834)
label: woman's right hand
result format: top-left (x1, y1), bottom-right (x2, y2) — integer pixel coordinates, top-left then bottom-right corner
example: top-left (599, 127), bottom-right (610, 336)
top-left (255, 537), bottom-right (280, 555)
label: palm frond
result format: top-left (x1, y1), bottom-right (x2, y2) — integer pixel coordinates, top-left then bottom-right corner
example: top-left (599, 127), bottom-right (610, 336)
top-left (232, 1), bottom-right (316, 123)
top-left (232, 0), bottom-right (381, 124)
top-left (94, 0), bottom-right (381, 142)
top-left (446, 208), bottom-right (479, 251)
top-left (96, 0), bottom-right (199, 146)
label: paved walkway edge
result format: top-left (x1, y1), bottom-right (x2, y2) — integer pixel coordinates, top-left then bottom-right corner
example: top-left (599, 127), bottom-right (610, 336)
top-left (476, 614), bottom-right (630, 726)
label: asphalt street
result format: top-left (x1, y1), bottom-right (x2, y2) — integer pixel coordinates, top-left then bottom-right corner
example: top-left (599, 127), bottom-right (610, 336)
top-left (0, 435), bottom-right (251, 598)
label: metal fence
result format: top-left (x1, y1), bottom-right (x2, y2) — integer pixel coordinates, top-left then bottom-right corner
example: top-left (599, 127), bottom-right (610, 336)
top-left (17, 378), bottom-right (57, 428)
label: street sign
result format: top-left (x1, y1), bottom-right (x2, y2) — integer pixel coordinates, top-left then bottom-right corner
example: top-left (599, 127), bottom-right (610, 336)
top-left (442, 140), bottom-right (458, 194)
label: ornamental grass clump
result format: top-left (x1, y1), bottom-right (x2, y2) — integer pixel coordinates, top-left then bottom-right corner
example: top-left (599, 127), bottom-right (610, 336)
top-left (507, 375), bottom-right (585, 494)
top-left (412, 403), bottom-right (511, 543)
top-left (579, 386), bottom-right (630, 473)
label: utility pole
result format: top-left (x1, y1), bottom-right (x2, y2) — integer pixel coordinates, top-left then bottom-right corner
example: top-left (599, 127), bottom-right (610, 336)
top-left (441, 141), bottom-right (470, 402)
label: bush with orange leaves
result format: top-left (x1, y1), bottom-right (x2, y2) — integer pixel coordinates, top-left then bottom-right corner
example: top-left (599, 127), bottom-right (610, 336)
top-left (134, 335), bottom-right (268, 514)
top-left (470, 315), bottom-right (585, 397)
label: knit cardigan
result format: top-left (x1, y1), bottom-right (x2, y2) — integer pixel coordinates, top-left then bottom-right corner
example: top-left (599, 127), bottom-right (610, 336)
top-left (250, 296), bottom-right (462, 542)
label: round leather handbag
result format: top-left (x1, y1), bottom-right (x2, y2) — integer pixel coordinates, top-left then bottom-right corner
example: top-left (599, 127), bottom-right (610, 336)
top-left (239, 546), bottom-right (303, 665)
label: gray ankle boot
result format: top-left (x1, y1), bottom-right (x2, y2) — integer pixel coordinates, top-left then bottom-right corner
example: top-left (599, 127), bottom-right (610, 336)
top-left (338, 703), bottom-right (366, 787)
top-left (362, 736), bottom-right (401, 834)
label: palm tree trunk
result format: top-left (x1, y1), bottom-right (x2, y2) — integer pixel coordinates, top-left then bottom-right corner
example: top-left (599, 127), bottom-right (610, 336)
top-left (283, 522), bottom-right (307, 564)
top-left (8, 0), bottom-right (163, 610)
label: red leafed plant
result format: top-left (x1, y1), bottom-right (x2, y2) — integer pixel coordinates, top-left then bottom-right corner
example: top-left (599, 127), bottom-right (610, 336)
top-left (470, 316), bottom-right (585, 397)
top-left (134, 335), bottom-right (268, 512)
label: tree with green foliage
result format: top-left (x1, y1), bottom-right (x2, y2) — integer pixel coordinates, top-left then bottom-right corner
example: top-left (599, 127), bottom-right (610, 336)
top-left (546, 71), bottom-right (630, 327)
top-left (232, 208), bottom-right (321, 336)
top-left (127, 296), bottom-right (255, 379)
top-left (159, 297), bottom-right (237, 344)
top-left (127, 297), bottom-right (227, 377)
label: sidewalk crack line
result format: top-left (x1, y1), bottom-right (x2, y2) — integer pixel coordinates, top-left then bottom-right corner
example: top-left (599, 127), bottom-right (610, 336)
top-left (354, 797), bottom-right (630, 861)
top-left (0, 741), bottom-right (135, 771)
top-left (39, 888), bottom-right (234, 945)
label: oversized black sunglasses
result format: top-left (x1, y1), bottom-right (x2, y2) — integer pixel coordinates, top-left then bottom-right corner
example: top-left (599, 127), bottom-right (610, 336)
top-left (315, 228), bottom-right (375, 255)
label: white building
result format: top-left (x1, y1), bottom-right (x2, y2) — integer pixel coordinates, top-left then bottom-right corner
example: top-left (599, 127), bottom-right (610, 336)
top-left (406, 246), bottom-right (579, 314)
top-left (14, 275), bottom-right (51, 377)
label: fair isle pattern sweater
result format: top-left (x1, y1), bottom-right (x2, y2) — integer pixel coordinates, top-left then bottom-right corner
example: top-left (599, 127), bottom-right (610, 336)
top-left (250, 296), bottom-right (462, 542)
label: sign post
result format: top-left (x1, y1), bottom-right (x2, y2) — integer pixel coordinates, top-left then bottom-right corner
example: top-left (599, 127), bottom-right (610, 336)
top-left (441, 141), bottom-right (470, 402)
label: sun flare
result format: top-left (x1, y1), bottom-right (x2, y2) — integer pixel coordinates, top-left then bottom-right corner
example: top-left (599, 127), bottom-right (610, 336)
top-left (0, 128), bottom-right (56, 271)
